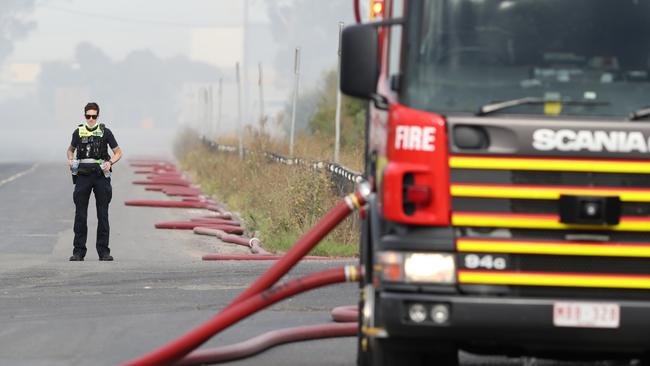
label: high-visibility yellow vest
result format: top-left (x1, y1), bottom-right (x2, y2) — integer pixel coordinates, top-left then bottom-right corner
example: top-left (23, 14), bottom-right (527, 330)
top-left (78, 123), bottom-right (105, 138)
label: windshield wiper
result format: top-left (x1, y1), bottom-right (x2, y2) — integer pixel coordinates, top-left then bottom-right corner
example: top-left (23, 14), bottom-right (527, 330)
top-left (629, 107), bottom-right (650, 121)
top-left (477, 97), bottom-right (609, 116)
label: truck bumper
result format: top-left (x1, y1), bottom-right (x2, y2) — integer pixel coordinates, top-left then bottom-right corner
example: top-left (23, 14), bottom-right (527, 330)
top-left (379, 292), bottom-right (650, 355)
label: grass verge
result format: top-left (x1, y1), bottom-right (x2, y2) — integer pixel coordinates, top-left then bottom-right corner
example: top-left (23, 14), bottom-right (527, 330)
top-left (174, 130), bottom-right (361, 257)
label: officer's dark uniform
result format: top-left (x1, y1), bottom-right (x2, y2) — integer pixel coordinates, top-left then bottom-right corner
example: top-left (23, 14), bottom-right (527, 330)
top-left (70, 123), bottom-right (118, 259)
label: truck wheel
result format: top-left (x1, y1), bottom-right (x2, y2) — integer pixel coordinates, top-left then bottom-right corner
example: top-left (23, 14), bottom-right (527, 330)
top-left (373, 338), bottom-right (459, 366)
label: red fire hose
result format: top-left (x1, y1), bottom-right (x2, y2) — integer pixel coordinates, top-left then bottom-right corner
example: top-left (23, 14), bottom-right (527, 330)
top-left (144, 186), bottom-right (165, 192)
top-left (176, 323), bottom-right (357, 365)
top-left (167, 191), bottom-right (203, 197)
top-left (130, 166), bottom-right (176, 172)
top-left (181, 197), bottom-right (215, 203)
top-left (124, 200), bottom-right (214, 209)
top-left (134, 170), bottom-right (177, 175)
top-left (132, 180), bottom-right (191, 187)
top-left (193, 228), bottom-right (268, 254)
top-left (156, 221), bottom-right (240, 229)
top-left (207, 205), bottom-right (228, 214)
top-left (120, 266), bottom-right (361, 366)
top-left (187, 217), bottom-right (238, 224)
top-left (178, 304), bottom-right (358, 365)
top-left (228, 191), bottom-right (367, 307)
top-left (140, 177), bottom-right (190, 182)
top-left (122, 186), bottom-right (369, 366)
top-left (194, 213), bottom-right (232, 220)
top-left (146, 176), bottom-right (184, 182)
top-left (144, 187), bottom-right (202, 195)
top-left (190, 216), bottom-right (233, 222)
top-left (157, 223), bottom-right (244, 235)
top-left (330, 304), bottom-right (358, 323)
top-left (145, 172), bottom-right (182, 176)
top-left (201, 254), bottom-right (331, 261)
top-left (130, 162), bottom-right (172, 168)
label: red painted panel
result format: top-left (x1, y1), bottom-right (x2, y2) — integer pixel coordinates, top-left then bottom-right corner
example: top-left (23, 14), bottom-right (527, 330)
top-left (383, 104), bottom-right (450, 225)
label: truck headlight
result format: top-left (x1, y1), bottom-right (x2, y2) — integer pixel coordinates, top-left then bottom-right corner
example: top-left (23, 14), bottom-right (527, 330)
top-left (404, 253), bottom-right (456, 283)
top-left (377, 251), bottom-right (456, 284)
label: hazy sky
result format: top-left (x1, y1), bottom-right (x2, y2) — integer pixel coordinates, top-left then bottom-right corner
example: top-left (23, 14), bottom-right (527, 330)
top-left (0, 0), bottom-right (355, 161)
top-left (10, 0), bottom-right (255, 63)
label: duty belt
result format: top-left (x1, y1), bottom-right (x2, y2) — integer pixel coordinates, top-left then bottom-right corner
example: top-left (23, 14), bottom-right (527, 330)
top-left (77, 160), bottom-right (104, 176)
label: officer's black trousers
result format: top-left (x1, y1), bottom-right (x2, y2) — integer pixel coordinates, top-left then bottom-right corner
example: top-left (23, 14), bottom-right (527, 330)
top-left (72, 173), bottom-right (112, 257)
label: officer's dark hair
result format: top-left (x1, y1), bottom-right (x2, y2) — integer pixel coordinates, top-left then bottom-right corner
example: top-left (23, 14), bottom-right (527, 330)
top-left (84, 102), bottom-right (100, 115)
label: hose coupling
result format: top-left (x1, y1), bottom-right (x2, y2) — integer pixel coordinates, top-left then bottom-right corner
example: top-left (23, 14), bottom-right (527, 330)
top-left (344, 265), bottom-right (362, 283)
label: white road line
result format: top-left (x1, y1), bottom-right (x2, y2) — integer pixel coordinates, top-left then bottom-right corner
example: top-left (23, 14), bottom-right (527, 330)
top-left (0, 163), bottom-right (39, 188)
top-left (10, 234), bottom-right (58, 237)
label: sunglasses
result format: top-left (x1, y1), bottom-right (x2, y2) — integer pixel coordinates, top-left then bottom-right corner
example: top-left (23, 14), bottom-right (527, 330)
top-left (85, 114), bottom-right (98, 120)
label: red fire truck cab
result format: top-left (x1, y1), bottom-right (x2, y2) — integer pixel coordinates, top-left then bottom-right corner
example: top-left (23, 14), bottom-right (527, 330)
top-left (341, 1), bottom-right (650, 365)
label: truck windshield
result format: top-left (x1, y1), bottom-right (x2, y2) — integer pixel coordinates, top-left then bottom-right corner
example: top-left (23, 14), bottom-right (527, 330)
top-left (402, 0), bottom-right (650, 118)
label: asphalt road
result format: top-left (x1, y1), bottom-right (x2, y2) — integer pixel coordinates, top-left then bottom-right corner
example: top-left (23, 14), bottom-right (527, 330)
top-left (0, 162), bottom-right (359, 366)
top-left (0, 162), bottom-right (627, 366)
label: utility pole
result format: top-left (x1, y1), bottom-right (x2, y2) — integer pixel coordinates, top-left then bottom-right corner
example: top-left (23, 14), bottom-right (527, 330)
top-left (243, 0), bottom-right (251, 135)
top-left (236, 62), bottom-right (244, 160)
top-left (258, 62), bottom-right (265, 128)
top-left (334, 21), bottom-right (344, 163)
top-left (290, 47), bottom-right (301, 157)
top-left (195, 88), bottom-right (202, 131)
top-left (203, 87), bottom-right (209, 137)
top-left (217, 77), bottom-right (223, 138)
top-left (208, 85), bottom-right (214, 140)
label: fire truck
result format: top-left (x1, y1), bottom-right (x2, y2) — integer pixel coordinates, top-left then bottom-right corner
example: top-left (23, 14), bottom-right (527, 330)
top-left (341, 0), bottom-right (650, 364)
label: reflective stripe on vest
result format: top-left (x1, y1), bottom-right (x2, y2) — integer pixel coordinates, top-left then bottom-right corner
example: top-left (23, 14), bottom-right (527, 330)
top-left (78, 124), bottom-right (104, 138)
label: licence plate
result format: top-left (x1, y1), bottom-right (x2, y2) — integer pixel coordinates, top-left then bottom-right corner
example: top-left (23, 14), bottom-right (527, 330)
top-left (553, 302), bottom-right (620, 329)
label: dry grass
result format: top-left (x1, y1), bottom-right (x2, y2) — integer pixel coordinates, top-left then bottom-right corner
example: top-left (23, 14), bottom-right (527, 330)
top-left (175, 129), bottom-right (361, 257)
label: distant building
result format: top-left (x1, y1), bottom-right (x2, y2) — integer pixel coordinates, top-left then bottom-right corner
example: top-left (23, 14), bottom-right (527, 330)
top-left (0, 62), bottom-right (41, 100)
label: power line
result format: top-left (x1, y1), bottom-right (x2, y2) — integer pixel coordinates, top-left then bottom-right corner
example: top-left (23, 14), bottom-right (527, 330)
top-left (41, 4), bottom-right (218, 28)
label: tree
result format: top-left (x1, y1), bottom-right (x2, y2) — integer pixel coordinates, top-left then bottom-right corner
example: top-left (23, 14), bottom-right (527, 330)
top-left (309, 69), bottom-right (365, 150)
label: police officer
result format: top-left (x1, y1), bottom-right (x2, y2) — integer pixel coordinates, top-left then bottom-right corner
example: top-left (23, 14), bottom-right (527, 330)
top-left (66, 102), bottom-right (123, 261)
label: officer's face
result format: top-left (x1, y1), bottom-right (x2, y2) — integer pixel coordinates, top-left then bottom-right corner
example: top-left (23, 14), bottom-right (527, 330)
top-left (85, 110), bottom-right (99, 125)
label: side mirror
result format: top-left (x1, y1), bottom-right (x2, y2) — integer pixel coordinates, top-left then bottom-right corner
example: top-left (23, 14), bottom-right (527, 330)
top-left (340, 24), bottom-right (379, 100)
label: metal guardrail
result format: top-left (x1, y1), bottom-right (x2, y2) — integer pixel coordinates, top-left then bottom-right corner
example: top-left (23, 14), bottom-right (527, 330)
top-left (200, 137), bottom-right (365, 190)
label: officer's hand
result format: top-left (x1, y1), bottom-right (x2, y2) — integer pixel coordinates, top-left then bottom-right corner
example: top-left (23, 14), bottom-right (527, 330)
top-left (101, 161), bottom-right (112, 171)
top-left (67, 159), bottom-right (73, 167)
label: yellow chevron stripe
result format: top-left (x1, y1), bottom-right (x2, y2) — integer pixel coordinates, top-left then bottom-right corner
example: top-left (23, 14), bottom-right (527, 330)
top-left (452, 213), bottom-right (650, 232)
top-left (450, 156), bottom-right (650, 174)
top-left (458, 271), bottom-right (650, 289)
top-left (457, 239), bottom-right (650, 258)
top-left (450, 184), bottom-right (650, 202)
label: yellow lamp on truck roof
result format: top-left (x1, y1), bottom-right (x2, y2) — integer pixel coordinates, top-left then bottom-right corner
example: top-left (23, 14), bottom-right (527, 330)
top-left (370, 0), bottom-right (384, 19)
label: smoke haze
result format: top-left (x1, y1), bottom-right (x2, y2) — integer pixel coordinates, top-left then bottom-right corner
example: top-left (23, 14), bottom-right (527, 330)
top-left (0, 0), bottom-right (354, 162)
top-left (0, 1), bottom-right (37, 64)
